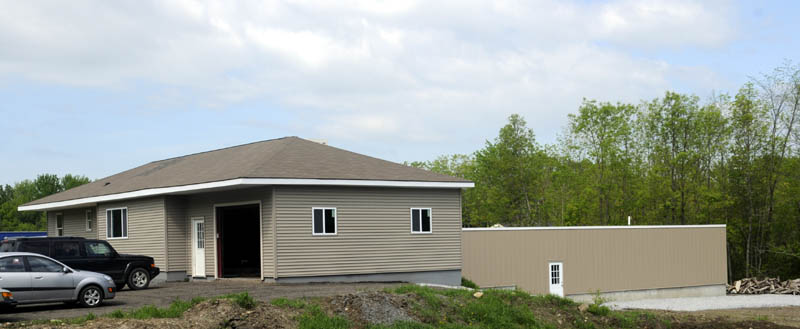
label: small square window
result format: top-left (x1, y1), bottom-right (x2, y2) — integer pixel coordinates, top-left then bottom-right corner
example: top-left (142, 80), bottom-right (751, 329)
top-left (312, 207), bottom-right (337, 235)
top-left (411, 208), bottom-right (432, 234)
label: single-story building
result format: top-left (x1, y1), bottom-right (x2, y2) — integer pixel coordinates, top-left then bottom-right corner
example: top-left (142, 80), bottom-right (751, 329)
top-left (19, 137), bottom-right (473, 285)
top-left (461, 225), bottom-right (728, 301)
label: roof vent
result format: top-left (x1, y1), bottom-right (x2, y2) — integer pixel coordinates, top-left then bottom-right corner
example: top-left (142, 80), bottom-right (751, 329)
top-left (104, 182), bottom-right (111, 186)
top-left (308, 139), bottom-right (328, 145)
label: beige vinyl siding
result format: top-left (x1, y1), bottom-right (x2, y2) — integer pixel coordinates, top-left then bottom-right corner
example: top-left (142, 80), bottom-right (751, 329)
top-left (274, 186), bottom-right (462, 278)
top-left (184, 187), bottom-right (273, 278)
top-left (47, 207), bottom-right (97, 238)
top-left (165, 196), bottom-right (188, 272)
top-left (462, 226), bottom-right (727, 295)
top-left (97, 197), bottom-right (166, 269)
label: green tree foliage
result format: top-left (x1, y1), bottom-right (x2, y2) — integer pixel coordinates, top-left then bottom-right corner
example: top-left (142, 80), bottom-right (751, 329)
top-left (0, 174), bottom-right (91, 231)
top-left (413, 62), bottom-right (800, 281)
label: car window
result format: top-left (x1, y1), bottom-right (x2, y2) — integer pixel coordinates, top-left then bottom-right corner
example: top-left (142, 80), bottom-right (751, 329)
top-left (53, 241), bottom-right (82, 258)
top-left (20, 240), bottom-right (50, 255)
top-left (0, 241), bottom-right (13, 252)
top-left (85, 241), bottom-right (114, 257)
top-left (27, 256), bottom-right (63, 273)
top-left (0, 257), bottom-right (26, 272)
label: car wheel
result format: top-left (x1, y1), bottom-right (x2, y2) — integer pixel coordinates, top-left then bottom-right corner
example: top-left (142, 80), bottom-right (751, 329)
top-left (127, 268), bottom-right (150, 290)
top-left (78, 286), bottom-right (103, 308)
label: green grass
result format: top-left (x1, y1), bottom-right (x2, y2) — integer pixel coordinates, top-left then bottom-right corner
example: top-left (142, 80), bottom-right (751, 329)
top-left (271, 297), bottom-right (307, 309)
top-left (106, 297), bottom-right (206, 319)
top-left (586, 303), bottom-right (610, 316)
top-left (220, 292), bottom-right (257, 309)
top-left (461, 277), bottom-right (479, 289)
top-left (297, 304), bottom-right (350, 329)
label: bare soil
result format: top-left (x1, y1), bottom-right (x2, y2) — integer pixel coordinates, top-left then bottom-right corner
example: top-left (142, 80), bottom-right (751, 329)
top-left (659, 306), bottom-right (800, 328)
top-left (2, 290), bottom-right (798, 328)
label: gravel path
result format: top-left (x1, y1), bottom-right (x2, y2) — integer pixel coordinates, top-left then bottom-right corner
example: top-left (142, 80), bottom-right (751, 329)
top-left (606, 295), bottom-right (800, 311)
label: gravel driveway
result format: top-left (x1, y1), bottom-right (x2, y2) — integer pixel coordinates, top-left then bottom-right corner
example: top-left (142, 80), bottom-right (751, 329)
top-left (606, 294), bottom-right (800, 311)
top-left (0, 280), bottom-right (399, 323)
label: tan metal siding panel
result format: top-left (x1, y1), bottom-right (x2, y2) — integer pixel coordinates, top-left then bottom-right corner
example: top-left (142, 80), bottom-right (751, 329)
top-left (184, 187), bottom-right (273, 278)
top-left (165, 196), bottom-right (188, 272)
top-left (97, 197), bottom-right (166, 269)
top-left (462, 227), bottom-right (727, 295)
top-left (275, 186), bottom-right (462, 278)
top-left (48, 208), bottom-right (97, 238)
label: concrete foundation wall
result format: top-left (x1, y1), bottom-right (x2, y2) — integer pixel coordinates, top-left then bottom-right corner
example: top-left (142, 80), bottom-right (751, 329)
top-left (275, 270), bottom-right (461, 286)
top-left (568, 284), bottom-right (727, 303)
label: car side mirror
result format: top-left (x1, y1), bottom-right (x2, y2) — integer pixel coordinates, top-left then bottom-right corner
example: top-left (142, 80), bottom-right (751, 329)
top-left (62, 267), bottom-right (72, 273)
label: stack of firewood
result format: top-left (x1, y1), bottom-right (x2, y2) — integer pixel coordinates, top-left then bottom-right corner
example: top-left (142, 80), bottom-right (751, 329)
top-left (727, 277), bottom-right (800, 295)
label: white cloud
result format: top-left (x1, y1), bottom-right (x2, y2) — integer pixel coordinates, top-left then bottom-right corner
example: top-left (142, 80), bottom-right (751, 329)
top-left (0, 0), bottom-right (736, 147)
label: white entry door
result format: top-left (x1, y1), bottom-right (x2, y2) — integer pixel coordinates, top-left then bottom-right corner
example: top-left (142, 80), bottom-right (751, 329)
top-left (549, 262), bottom-right (564, 296)
top-left (191, 218), bottom-right (206, 277)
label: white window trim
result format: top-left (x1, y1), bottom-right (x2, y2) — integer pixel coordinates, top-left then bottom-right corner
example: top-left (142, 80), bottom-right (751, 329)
top-left (311, 207), bottom-right (338, 236)
top-left (105, 207), bottom-right (129, 240)
top-left (85, 209), bottom-right (93, 232)
top-left (410, 207), bottom-right (433, 234)
top-left (55, 213), bottom-right (64, 236)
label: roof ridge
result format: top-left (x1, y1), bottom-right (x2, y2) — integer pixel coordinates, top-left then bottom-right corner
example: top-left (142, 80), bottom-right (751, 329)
top-left (246, 136), bottom-right (297, 176)
top-left (150, 136), bottom-right (295, 164)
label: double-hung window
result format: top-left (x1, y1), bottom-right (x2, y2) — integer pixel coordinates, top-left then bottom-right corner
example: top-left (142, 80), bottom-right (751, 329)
top-left (410, 208), bottom-right (432, 234)
top-left (106, 208), bottom-right (128, 239)
top-left (55, 213), bottom-right (64, 236)
top-left (86, 209), bottom-right (94, 232)
top-left (312, 207), bottom-right (337, 236)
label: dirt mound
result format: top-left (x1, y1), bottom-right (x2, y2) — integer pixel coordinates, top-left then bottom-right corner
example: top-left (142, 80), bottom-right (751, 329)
top-left (329, 291), bottom-right (415, 326)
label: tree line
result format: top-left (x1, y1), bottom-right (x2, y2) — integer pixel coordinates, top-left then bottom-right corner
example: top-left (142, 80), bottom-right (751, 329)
top-left (0, 174), bottom-right (90, 231)
top-left (409, 63), bottom-right (800, 281)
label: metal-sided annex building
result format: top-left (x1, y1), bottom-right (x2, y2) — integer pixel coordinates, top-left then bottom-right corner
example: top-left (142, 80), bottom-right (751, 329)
top-left (19, 137), bottom-right (473, 285)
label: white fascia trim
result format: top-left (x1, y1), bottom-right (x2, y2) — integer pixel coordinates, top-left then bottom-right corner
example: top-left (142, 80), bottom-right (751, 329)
top-left (462, 224), bottom-right (726, 231)
top-left (18, 178), bottom-right (474, 211)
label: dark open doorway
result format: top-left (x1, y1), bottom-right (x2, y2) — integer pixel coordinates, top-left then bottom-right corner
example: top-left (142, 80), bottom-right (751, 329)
top-left (216, 204), bottom-right (260, 278)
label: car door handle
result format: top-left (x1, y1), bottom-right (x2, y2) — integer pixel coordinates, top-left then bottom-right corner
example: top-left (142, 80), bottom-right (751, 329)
top-left (34, 276), bottom-right (43, 280)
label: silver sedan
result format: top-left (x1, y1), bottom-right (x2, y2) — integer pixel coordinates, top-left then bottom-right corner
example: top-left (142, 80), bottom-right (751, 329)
top-left (0, 252), bottom-right (115, 308)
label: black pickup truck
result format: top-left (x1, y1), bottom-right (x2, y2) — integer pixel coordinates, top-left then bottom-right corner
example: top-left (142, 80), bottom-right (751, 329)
top-left (0, 237), bottom-right (159, 290)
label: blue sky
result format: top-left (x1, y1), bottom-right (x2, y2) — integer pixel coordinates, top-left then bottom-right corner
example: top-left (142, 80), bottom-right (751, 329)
top-left (1, 0), bottom-right (798, 185)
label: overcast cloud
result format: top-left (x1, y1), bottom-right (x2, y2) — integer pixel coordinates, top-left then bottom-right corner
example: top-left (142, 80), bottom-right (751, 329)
top-left (0, 0), bottom-right (795, 184)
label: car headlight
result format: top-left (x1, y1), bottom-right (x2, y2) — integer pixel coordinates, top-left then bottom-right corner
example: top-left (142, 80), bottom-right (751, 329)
top-left (103, 275), bottom-right (113, 282)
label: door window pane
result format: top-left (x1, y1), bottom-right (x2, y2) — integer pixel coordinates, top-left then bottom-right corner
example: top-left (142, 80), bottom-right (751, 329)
top-left (85, 242), bottom-right (114, 257)
top-left (27, 256), bottom-right (63, 272)
top-left (53, 241), bottom-right (82, 258)
top-left (196, 222), bottom-right (204, 249)
top-left (19, 240), bottom-right (49, 255)
top-left (0, 257), bottom-right (25, 272)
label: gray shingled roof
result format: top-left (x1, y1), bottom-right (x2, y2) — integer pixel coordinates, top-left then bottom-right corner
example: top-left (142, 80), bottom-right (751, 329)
top-left (24, 137), bottom-right (470, 206)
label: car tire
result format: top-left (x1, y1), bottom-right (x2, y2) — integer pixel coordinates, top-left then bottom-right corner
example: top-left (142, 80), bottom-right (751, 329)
top-left (127, 268), bottom-right (150, 290)
top-left (78, 285), bottom-right (104, 308)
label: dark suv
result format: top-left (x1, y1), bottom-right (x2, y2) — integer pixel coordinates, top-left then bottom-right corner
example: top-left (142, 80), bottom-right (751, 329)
top-left (0, 237), bottom-right (160, 290)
